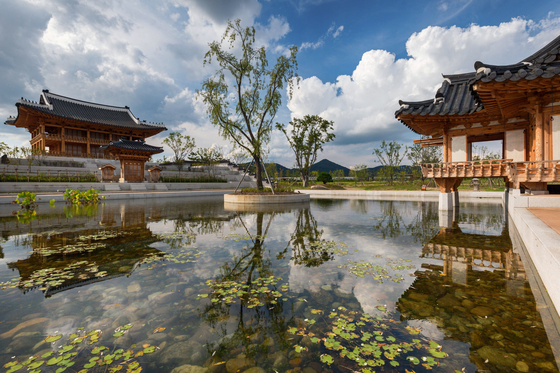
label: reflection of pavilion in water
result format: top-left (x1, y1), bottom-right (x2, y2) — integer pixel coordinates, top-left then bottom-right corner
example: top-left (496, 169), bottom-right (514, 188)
top-left (8, 203), bottom-right (164, 297)
top-left (397, 216), bottom-right (559, 372)
top-left (420, 222), bottom-right (526, 292)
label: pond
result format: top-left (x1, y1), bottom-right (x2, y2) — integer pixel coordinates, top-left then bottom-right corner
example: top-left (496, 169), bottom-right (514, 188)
top-left (0, 196), bottom-right (558, 373)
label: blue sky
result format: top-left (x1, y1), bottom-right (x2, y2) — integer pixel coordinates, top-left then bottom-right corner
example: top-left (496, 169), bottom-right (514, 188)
top-left (1, 0), bottom-right (560, 167)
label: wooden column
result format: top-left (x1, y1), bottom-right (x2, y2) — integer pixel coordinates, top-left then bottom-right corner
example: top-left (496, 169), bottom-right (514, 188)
top-left (536, 103), bottom-right (544, 161)
top-left (61, 127), bottom-right (65, 154)
top-left (120, 161), bottom-right (126, 183)
top-left (443, 127), bottom-right (449, 163)
top-left (87, 130), bottom-right (91, 155)
top-left (545, 114), bottom-right (551, 161)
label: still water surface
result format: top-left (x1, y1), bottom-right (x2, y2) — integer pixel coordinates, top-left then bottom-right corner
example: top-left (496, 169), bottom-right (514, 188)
top-left (0, 196), bottom-right (558, 373)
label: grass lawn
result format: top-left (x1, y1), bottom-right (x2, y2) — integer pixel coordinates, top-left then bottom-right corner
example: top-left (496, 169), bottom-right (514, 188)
top-left (282, 179), bottom-right (506, 192)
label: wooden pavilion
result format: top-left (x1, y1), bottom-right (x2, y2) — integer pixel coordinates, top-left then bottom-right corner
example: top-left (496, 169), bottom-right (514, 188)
top-left (4, 90), bottom-right (166, 159)
top-left (396, 34), bottom-right (560, 205)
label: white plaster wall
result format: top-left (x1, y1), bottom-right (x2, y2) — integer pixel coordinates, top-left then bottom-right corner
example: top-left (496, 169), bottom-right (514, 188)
top-left (553, 115), bottom-right (560, 160)
top-left (451, 135), bottom-right (467, 162)
top-left (506, 130), bottom-right (525, 162)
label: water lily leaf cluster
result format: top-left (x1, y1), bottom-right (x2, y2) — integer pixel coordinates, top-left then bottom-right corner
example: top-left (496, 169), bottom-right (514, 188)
top-left (338, 258), bottom-right (415, 283)
top-left (290, 307), bottom-right (447, 372)
top-left (33, 242), bottom-right (106, 257)
top-left (155, 231), bottom-right (196, 241)
top-left (306, 240), bottom-right (349, 257)
top-left (76, 231), bottom-right (133, 241)
top-left (198, 275), bottom-right (288, 308)
top-left (1, 324), bottom-right (153, 373)
top-left (0, 261), bottom-right (101, 291)
top-left (140, 248), bottom-right (203, 267)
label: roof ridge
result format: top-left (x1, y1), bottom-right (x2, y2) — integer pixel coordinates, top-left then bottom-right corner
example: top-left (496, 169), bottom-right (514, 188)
top-left (17, 98), bottom-right (47, 109)
top-left (43, 91), bottom-right (133, 112)
top-left (520, 34), bottom-right (560, 64)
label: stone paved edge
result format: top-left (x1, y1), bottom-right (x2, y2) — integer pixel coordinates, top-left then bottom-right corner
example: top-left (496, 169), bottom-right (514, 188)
top-left (296, 189), bottom-right (503, 201)
top-left (0, 190), bottom-right (231, 205)
top-left (509, 206), bottom-right (560, 337)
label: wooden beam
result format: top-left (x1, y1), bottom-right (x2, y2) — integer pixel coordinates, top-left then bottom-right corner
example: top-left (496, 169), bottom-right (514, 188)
top-left (448, 121), bottom-right (528, 137)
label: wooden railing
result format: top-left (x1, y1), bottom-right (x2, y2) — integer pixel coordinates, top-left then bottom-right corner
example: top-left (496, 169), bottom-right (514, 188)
top-left (47, 151), bottom-right (118, 160)
top-left (32, 133), bottom-right (110, 146)
top-left (509, 160), bottom-right (560, 183)
top-left (421, 159), bottom-right (560, 185)
top-left (421, 159), bottom-right (512, 179)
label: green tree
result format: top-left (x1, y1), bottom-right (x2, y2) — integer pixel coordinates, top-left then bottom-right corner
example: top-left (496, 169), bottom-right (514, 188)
top-left (21, 147), bottom-right (47, 170)
top-left (372, 141), bottom-right (407, 186)
top-left (276, 115), bottom-right (335, 187)
top-left (198, 19), bottom-right (299, 189)
top-left (265, 161), bottom-right (277, 181)
top-left (407, 137), bottom-right (442, 183)
top-left (190, 145), bottom-right (224, 177)
top-left (332, 169), bottom-right (345, 180)
top-left (350, 164), bottom-right (368, 185)
top-left (162, 132), bottom-right (196, 171)
top-left (0, 142), bottom-right (9, 155)
top-left (317, 172), bottom-right (333, 184)
top-left (227, 148), bottom-right (251, 166)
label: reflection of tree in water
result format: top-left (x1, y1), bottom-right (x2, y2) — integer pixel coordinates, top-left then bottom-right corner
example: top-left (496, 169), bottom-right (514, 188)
top-left (456, 209), bottom-right (505, 233)
top-left (350, 199), bottom-right (369, 215)
top-left (371, 201), bottom-right (406, 240)
top-left (277, 208), bottom-right (333, 267)
top-left (405, 202), bottom-right (440, 245)
top-left (311, 198), bottom-right (346, 211)
top-left (200, 212), bottom-right (293, 367)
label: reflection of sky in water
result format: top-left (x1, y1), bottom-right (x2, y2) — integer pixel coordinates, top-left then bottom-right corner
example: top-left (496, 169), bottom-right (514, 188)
top-left (0, 197), bottom-right (557, 373)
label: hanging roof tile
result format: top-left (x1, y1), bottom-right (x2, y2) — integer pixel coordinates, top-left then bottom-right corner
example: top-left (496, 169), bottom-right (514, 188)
top-left (395, 72), bottom-right (483, 119)
top-left (474, 34), bottom-right (560, 83)
top-left (9, 90), bottom-right (167, 131)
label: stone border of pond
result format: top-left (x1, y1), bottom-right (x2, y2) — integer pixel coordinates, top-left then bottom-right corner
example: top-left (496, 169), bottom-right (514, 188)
top-left (224, 192), bottom-right (310, 204)
top-left (0, 189), bottom-right (232, 205)
top-left (295, 189), bottom-right (503, 202)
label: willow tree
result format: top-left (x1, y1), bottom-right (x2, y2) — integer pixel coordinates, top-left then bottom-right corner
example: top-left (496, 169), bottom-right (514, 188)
top-left (198, 19), bottom-right (298, 189)
top-left (276, 115), bottom-right (335, 187)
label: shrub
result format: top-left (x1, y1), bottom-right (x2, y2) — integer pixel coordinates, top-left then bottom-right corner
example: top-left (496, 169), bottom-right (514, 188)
top-left (63, 188), bottom-right (104, 205)
top-left (317, 172), bottom-right (333, 184)
top-left (13, 191), bottom-right (38, 210)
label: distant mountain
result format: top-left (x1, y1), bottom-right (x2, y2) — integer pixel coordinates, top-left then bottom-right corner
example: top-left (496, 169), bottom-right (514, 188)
top-left (310, 159), bottom-right (350, 176)
top-left (367, 165), bottom-right (417, 176)
top-left (247, 159), bottom-right (417, 178)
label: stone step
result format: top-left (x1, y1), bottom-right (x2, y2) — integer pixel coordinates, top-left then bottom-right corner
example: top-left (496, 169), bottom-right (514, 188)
top-left (104, 184), bottom-right (121, 191)
top-left (129, 183), bottom-right (147, 191)
top-left (154, 184), bottom-right (168, 191)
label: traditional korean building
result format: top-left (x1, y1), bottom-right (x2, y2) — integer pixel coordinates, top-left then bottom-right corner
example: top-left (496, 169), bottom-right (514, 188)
top-left (100, 138), bottom-right (163, 182)
top-left (396, 34), bottom-right (560, 206)
top-left (4, 90), bottom-right (166, 159)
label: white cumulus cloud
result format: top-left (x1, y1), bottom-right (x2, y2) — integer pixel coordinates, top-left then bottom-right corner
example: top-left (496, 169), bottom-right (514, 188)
top-left (287, 16), bottom-right (560, 167)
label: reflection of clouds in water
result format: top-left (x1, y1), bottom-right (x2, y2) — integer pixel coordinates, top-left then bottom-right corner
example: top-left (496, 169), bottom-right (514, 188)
top-left (407, 319), bottom-right (445, 341)
top-left (288, 262), bottom-right (339, 293)
top-left (286, 200), bottom-right (437, 314)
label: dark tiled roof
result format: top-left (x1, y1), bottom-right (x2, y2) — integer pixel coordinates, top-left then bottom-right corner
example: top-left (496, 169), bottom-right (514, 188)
top-left (12, 91), bottom-right (166, 131)
top-left (395, 72), bottom-right (483, 117)
top-left (100, 139), bottom-right (163, 154)
top-left (474, 34), bottom-right (560, 83)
